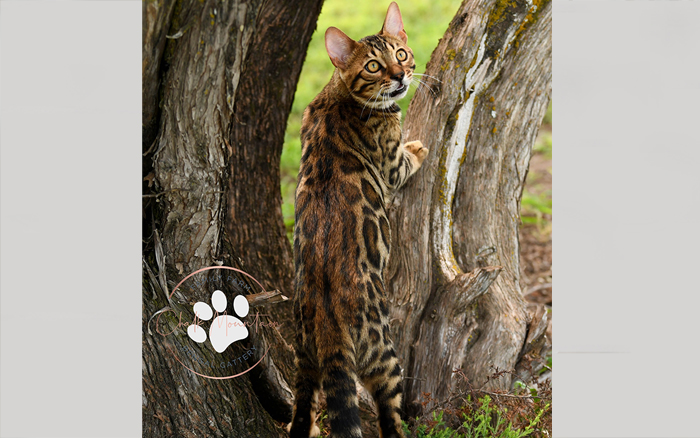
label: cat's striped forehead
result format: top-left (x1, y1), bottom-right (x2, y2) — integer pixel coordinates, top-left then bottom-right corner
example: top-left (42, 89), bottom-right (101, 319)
top-left (359, 35), bottom-right (405, 55)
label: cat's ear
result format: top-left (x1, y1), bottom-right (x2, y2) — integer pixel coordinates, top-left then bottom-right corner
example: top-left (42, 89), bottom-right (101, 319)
top-left (381, 2), bottom-right (408, 43)
top-left (325, 27), bottom-right (358, 70)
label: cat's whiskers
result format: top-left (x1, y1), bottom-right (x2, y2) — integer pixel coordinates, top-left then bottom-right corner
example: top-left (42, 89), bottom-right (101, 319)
top-left (367, 83), bottom-right (393, 122)
top-left (412, 78), bottom-right (438, 98)
top-left (413, 73), bottom-right (442, 83)
top-left (366, 88), bottom-right (384, 122)
top-left (405, 74), bottom-right (421, 96)
top-left (409, 81), bottom-right (426, 98)
top-left (380, 84), bottom-right (394, 122)
top-left (412, 73), bottom-right (440, 97)
top-left (361, 90), bottom-right (379, 119)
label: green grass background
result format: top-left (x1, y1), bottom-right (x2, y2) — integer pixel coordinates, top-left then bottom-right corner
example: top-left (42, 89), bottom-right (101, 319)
top-left (280, 0), bottom-right (551, 237)
top-left (281, 0), bottom-right (463, 236)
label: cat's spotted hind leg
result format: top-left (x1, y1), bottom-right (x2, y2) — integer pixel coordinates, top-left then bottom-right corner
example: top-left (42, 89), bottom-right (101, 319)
top-left (288, 347), bottom-right (322, 438)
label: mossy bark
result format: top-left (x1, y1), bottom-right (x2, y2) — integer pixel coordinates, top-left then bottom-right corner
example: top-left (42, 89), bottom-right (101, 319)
top-left (142, 0), bottom-right (323, 435)
top-left (386, 0), bottom-right (552, 416)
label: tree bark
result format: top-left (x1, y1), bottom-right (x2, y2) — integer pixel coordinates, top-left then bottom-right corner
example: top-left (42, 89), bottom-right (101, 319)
top-left (142, 0), bottom-right (176, 151)
top-left (142, 0), bottom-right (323, 435)
top-left (386, 0), bottom-right (552, 416)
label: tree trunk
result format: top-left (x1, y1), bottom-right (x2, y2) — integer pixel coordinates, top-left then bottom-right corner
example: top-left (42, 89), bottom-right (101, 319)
top-left (142, 0), bottom-right (323, 435)
top-left (386, 0), bottom-right (552, 415)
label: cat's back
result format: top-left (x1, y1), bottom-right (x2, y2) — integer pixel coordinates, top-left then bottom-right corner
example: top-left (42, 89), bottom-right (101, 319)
top-left (293, 86), bottom-right (389, 307)
top-left (301, 86), bottom-right (373, 167)
top-left (296, 85), bottom-right (380, 207)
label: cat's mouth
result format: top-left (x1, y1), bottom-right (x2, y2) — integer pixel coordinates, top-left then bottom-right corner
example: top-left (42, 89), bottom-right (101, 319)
top-left (388, 84), bottom-right (407, 97)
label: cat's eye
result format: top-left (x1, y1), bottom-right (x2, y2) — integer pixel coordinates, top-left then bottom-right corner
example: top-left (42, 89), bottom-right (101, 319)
top-left (396, 49), bottom-right (407, 62)
top-left (365, 61), bottom-right (380, 73)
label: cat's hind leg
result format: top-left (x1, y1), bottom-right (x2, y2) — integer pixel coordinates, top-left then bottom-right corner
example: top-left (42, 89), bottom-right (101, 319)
top-left (319, 332), bottom-right (362, 438)
top-left (360, 342), bottom-right (405, 438)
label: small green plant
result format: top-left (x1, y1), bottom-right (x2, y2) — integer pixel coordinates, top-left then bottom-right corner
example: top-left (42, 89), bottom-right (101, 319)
top-left (459, 395), bottom-right (545, 438)
top-left (403, 411), bottom-right (459, 438)
top-left (316, 410), bottom-right (329, 435)
top-left (539, 355), bottom-right (552, 376)
top-left (403, 395), bottom-right (548, 438)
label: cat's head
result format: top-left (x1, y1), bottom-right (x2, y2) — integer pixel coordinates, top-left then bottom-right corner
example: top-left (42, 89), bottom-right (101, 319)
top-left (325, 2), bottom-right (415, 107)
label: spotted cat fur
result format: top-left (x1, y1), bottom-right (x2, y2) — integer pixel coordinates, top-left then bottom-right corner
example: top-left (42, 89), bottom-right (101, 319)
top-left (289, 3), bottom-right (428, 437)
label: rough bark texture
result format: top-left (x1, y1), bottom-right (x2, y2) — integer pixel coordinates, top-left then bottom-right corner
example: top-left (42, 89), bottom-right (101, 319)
top-left (451, 0), bottom-right (552, 393)
top-left (142, 0), bottom-right (323, 435)
top-left (143, 0), bottom-right (177, 151)
top-left (385, 0), bottom-right (552, 416)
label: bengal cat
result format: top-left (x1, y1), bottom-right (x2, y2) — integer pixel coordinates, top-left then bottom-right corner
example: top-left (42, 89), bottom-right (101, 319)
top-left (289, 3), bottom-right (428, 437)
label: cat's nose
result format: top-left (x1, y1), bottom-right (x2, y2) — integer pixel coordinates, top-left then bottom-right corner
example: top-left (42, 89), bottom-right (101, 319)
top-left (391, 71), bottom-right (405, 82)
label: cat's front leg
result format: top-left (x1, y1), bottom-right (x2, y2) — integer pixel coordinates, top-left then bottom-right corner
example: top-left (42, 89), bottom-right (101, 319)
top-left (386, 140), bottom-right (428, 190)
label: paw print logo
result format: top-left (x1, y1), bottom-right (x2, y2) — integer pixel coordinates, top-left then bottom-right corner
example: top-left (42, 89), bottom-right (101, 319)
top-left (187, 290), bottom-right (250, 353)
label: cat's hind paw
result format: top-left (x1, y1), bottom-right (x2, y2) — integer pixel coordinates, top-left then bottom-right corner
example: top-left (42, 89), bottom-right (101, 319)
top-left (309, 424), bottom-right (320, 437)
top-left (286, 421), bottom-right (320, 437)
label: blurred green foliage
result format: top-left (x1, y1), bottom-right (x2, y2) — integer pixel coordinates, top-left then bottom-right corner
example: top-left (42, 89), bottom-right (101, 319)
top-left (281, 0), bottom-right (462, 238)
top-left (522, 101), bottom-right (552, 229)
top-left (520, 190), bottom-right (551, 225)
top-left (533, 130), bottom-right (552, 159)
top-left (280, 2), bottom-right (552, 240)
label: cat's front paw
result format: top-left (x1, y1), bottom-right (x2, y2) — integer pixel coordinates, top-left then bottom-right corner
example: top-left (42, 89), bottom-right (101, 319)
top-left (405, 140), bottom-right (429, 165)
